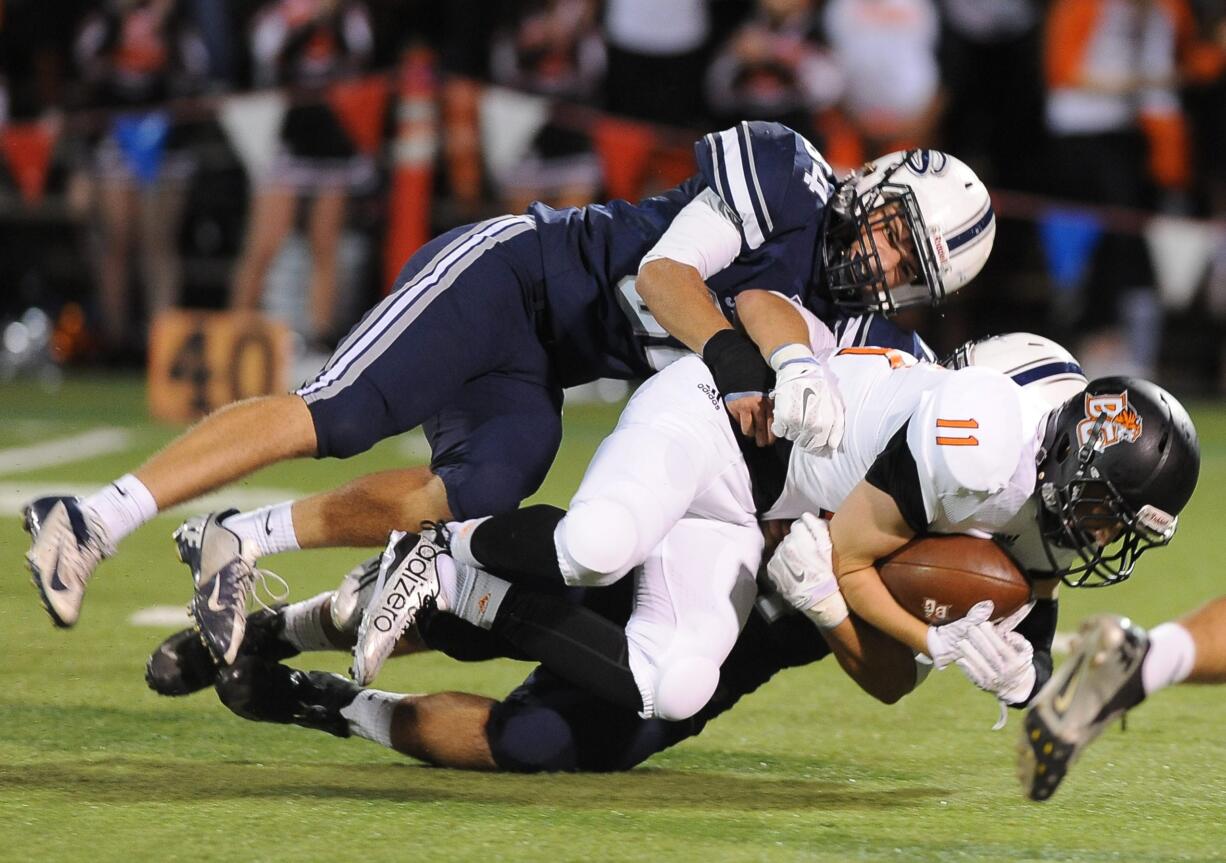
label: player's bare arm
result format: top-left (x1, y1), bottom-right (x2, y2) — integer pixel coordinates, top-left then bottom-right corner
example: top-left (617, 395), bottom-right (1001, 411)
top-left (737, 289), bottom-right (845, 451)
top-left (636, 258), bottom-right (736, 356)
top-left (732, 289), bottom-right (811, 356)
top-left (818, 613), bottom-right (924, 705)
top-left (638, 258), bottom-right (775, 445)
top-left (828, 481), bottom-right (927, 654)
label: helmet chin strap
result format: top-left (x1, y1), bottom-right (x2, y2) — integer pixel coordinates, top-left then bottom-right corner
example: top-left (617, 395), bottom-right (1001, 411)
top-left (1077, 413), bottom-right (1109, 465)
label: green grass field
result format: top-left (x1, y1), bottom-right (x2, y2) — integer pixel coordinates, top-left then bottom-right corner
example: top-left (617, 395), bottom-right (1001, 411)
top-left (2, 375), bottom-right (1225, 863)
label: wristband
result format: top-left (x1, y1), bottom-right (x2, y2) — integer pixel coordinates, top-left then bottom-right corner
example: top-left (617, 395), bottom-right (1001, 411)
top-left (768, 343), bottom-right (818, 373)
top-left (802, 590), bottom-right (849, 631)
top-left (702, 329), bottom-right (772, 398)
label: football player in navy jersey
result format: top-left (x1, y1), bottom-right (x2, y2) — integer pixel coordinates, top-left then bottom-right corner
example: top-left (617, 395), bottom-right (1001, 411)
top-left (24, 124), bottom-right (994, 672)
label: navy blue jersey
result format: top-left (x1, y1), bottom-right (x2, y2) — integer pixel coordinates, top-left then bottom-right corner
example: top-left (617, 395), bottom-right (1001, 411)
top-left (530, 121), bottom-right (838, 386)
top-left (830, 311), bottom-right (938, 362)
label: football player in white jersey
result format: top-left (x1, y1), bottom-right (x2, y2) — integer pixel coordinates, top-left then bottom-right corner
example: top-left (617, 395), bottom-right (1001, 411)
top-left (337, 310), bottom-right (1198, 727)
top-left (153, 332), bottom-right (1141, 772)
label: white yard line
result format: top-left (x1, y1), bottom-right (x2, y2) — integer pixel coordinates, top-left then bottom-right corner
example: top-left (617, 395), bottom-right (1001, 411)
top-left (0, 427), bottom-right (133, 475)
top-left (129, 606), bottom-right (193, 628)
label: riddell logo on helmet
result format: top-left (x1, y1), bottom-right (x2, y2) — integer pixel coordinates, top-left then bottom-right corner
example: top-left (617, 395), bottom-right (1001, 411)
top-left (929, 229), bottom-right (949, 267)
top-left (1078, 391), bottom-right (1143, 450)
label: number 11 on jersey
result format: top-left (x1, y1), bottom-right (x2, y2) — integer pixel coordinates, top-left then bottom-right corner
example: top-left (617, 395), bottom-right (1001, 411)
top-left (935, 418), bottom-right (979, 446)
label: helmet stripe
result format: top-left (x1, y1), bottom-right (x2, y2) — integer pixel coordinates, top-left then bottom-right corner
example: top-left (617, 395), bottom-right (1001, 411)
top-left (1011, 361), bottom-right (1085, 387)
top-left (946, 204), bottom-right (995, 253)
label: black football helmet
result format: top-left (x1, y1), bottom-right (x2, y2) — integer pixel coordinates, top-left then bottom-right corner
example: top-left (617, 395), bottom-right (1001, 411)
top-left (1035, 376), bottom-right (1200, 587)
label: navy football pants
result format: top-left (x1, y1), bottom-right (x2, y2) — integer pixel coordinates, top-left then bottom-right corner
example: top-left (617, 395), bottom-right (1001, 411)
top-left (297, 216), bottom-right (562, 518)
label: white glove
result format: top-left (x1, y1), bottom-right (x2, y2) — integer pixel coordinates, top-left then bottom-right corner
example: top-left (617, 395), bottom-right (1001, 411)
top-left (955, 602), bottom-right (1037, 705)
top-left (957, 626), bottom-right (1037, 705)
top-left (764, 512), bottom-right (847, 630)
top-left (769, 344), bottom-right (845, 452)
top-left (925, 600), bottom-right (995, 669)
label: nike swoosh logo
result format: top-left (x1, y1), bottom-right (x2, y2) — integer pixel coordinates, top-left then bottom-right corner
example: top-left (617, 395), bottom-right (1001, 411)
top-left (206, 576), bottom-right (227, 613)
top-left (113, 483), bottom-right (128, 497)
top-left (801, 387), bottom-right (816, 417)
top-left (791, 569), bottom-right (807, 583)
top-left (264, 512), bottom-right (274, 536)
top-left (1051, 652), bottom-right (1087, 716)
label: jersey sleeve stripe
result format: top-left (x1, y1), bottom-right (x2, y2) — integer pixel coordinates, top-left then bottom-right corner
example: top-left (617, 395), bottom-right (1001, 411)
top-left (717, 127), bottom-right (766, 250)
top-left (738, 121), bottom-right (774, 235)
top-left (704, 132), bottom-right (730, 205)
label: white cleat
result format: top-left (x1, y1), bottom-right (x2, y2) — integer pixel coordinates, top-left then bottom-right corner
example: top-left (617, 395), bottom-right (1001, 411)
top-left (1018, 614), bottom-right (1149, 801)
top-left (178, 511), bottom-right (285, 667)
top-left (329, 554), bottom-right (382, 634)
top-left (351, 528), bottom-right (447, 685)
top-left (24, 496), bottom-right (114, 628)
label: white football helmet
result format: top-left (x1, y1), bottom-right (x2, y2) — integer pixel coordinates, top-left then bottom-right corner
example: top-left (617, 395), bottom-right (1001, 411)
top-left (943, 332), bottom-right (1087, 407)
top-left (822, 150), bottom-right (995, 314)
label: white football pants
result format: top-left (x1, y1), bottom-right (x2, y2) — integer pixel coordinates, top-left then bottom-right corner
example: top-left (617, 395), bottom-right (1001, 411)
top-left (554, 355), bottom-right (763, 720)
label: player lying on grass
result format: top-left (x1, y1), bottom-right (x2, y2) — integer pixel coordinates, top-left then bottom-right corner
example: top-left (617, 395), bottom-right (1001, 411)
top-left (335, 313), bottom-right (1198, 728)
top-left (24, 132), bottom-right (994, 672)
top-left (1018, 594), bottom-right (1226, 801)
top-left (149, 533), bottom-right (929, 772)
top-left (145, 333), bottom-right (1166, 770)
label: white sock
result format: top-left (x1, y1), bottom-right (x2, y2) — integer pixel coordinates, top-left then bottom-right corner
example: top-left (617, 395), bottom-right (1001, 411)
top-left (446, 517), bottom-right (490, 568)
top-left (221, 502), bottom-right (300, 559)
top-left (340, 689), bottom-right (404, 748)
top-left (1141, 622), bottom-right (1197, 696)
top-left (438, 555), bottom-right (510, 630)
top-left (83, 474), bottom-right (158, 546)
top-left (281, 592), bottom-right (336, 652)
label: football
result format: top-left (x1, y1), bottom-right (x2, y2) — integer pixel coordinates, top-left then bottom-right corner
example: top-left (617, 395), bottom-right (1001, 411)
top-left (878, 535), bottom-right (1031, 625)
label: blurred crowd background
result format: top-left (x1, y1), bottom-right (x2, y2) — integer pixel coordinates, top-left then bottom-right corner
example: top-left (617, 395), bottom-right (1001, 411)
top-left (2, 0), bottom-right (1226, 392)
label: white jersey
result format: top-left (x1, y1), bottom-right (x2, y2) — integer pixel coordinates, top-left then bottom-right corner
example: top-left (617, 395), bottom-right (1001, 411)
top-left (767, 347), bottom-right (946, 518)
top-left (765, 347), bottom-right (1068, 573)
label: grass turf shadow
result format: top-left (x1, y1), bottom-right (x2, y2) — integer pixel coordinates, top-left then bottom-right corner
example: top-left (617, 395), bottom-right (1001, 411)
top-left (0, 757), bottom-right (948, 811)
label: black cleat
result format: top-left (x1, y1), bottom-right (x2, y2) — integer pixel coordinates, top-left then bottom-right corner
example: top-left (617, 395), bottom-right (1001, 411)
top-left (215, 656), bottom-right (359, 738)
top-left (145, 605), bottom-right (300, 696)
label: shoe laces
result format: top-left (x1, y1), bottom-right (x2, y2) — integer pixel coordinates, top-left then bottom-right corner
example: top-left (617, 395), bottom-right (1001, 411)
top-left (249, 566), bottom-right (290, 612)
top-left (226, 559), bottom-right (290, 613)
top-left (420, 520), bottom-right (452, 553)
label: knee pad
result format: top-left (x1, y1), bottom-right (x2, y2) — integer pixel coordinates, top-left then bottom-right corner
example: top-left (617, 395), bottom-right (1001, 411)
top-left (556, 499), bottom-right (639, 587)
top-left (486, 702), bottom-right (578, 773)
top-left (652, 656), bottom-right (720, 722)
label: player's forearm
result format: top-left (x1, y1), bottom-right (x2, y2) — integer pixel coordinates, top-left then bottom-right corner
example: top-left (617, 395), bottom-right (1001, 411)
top-left (636, 258), bottom-right (732, 353)
top-left (819, 613), bottom-right (919, 704)
top-left (838, 566), bottom-right (930, 655)
top-left (736, 289), bottom-right (812, 359)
